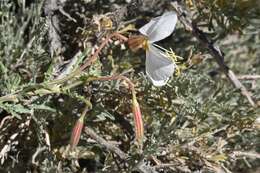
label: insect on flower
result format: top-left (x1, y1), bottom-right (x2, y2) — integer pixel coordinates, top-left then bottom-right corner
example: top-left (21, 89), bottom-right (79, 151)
top-left (128, 11), bottom-right (178, 86)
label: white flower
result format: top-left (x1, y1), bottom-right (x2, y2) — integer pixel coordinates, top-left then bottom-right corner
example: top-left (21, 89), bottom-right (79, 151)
top-left (139, 11), bottom-right (178, 86)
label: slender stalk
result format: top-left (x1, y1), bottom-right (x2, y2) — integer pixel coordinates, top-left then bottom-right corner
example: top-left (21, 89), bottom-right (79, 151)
top-left (0, 33), bottom-right (128, 103)
top-left (92, 74), bottom-right (144, 148)
top-left (80, 32), bottom-right (128, 71)
top-left (91, 74), bottom-right (135, 93)
top-left (46, 32), bottom-right (128, 86)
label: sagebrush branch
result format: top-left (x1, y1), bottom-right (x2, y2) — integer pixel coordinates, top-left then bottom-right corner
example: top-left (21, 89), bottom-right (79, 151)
top-left (84, 126), bottom-right (128, 160)
top-left (171, 2), bottom-right (256, 107)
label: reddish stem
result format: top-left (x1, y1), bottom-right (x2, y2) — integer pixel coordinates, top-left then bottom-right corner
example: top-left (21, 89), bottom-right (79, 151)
top-left (80, 32), bottom-right (128, 71)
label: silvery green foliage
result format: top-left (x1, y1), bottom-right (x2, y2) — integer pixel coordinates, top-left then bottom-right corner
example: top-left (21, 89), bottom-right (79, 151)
top-left (0, 1), bottom-right (259, 172)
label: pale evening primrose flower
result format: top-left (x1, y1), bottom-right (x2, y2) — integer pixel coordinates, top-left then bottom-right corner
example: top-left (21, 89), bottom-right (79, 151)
top-left (139, 11), bottom-right (178, 86)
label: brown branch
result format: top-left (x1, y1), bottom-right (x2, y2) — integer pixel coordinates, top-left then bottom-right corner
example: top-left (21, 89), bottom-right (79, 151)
top-left (0, 116), bottom-right (13, 129)
top-left (84, 126), bottom-right (128, 160)
top-left (171, 2), bottom-right (256, 107)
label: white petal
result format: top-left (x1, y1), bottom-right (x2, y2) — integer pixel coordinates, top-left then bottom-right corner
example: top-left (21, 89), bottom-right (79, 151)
top-left (139, 11), bottom-right (178, 43)
top-left (146, 45), bottom-right (175, 86)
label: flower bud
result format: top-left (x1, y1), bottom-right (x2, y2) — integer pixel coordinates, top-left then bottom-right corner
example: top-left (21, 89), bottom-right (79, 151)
top-left (69, 114), bottom-right (85, 149)
top-left (132, 95), bottom-right (144, 147)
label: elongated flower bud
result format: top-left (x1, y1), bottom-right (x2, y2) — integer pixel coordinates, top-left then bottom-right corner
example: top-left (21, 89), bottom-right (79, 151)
top-left (69, 114), bottom-right (85, 149)
top-left (132, 94), bottom-right (144, 147)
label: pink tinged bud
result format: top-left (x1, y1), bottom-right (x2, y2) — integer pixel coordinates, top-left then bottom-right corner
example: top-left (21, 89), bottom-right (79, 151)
top-left (132, 97), bottom-right (144, 147)
top-left (69, 114), bottom-right (85, 149)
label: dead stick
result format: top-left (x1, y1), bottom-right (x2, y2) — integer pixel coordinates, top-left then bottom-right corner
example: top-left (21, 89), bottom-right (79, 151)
top-left (171, 2), bottom-right (256, 107)
top-left (84, 126), bottom-right (128, 160)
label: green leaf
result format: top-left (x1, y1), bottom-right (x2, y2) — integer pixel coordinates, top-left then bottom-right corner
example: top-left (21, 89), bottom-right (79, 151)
top-left (29, 104), bottom-right (56, 112)
top-left (210, 154), bottom-right (228, 162)
top-left (13, 104), bottom-right (32, 114)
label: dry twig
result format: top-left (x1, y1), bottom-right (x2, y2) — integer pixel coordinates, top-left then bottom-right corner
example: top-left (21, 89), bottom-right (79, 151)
top-left (230, 151), bottom-right (260, 159)
top-left (171, 2), bottom-right (256, 107)
top-left (84, 126), bottom-right (128, 160)
top-left (238, 75), bottom-right (260, 80)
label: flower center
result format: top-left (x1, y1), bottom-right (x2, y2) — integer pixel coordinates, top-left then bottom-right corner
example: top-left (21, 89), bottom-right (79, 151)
top-left (128, 35), bottom-right (149, 52)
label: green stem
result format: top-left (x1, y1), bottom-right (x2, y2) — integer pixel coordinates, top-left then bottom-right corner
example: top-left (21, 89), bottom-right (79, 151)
top-left (45, 32), bottom-right (128, 86)
top-left (0, 32), bottom-right (128, 103)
